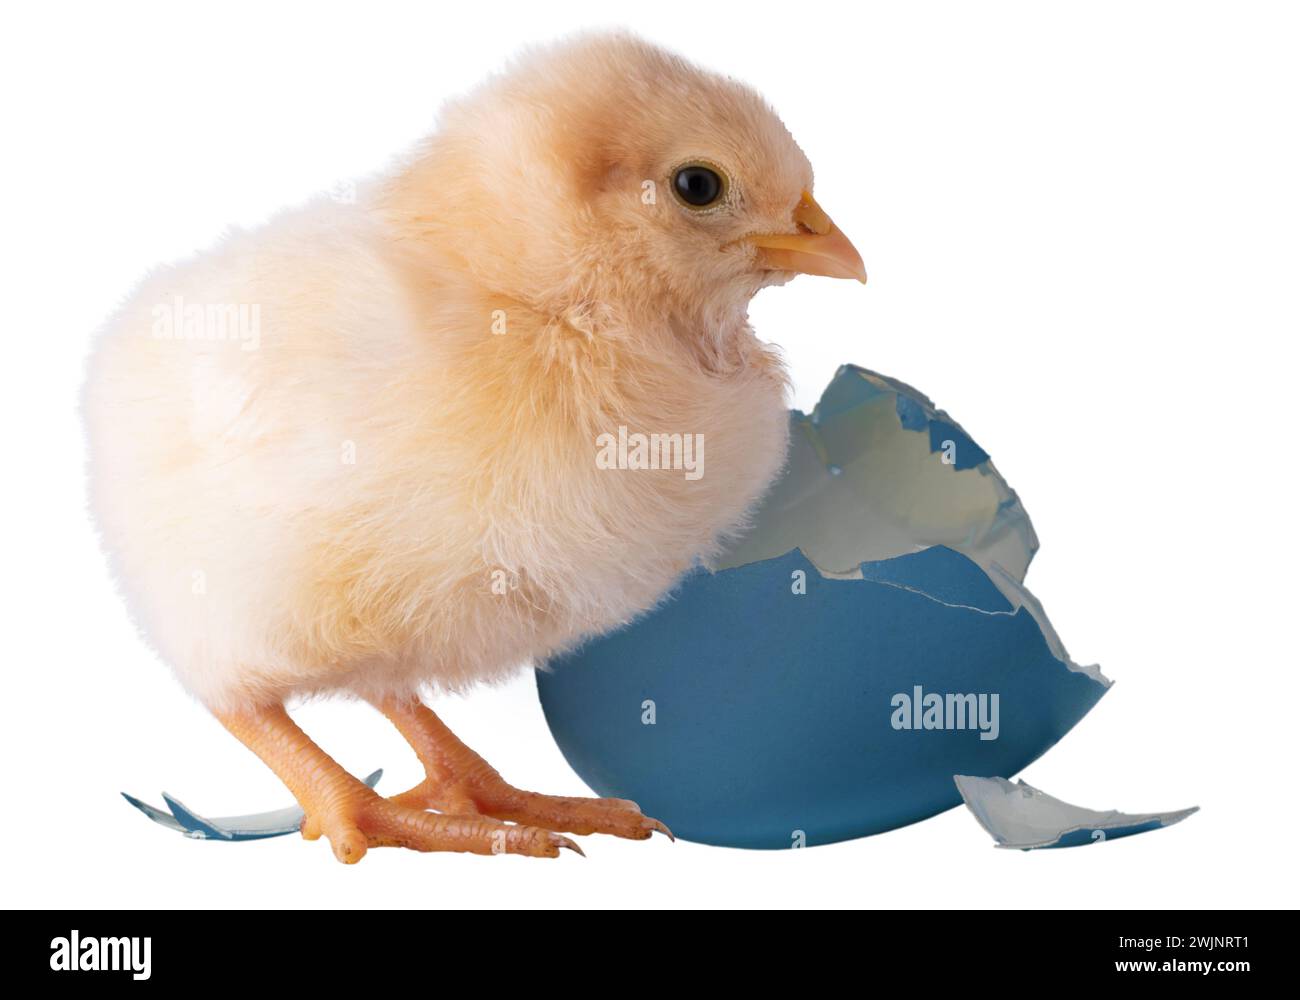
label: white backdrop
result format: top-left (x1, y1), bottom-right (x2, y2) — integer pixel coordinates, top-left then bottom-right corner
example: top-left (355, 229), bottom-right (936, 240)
top-left (3, 0), bottom-right (1297, 908)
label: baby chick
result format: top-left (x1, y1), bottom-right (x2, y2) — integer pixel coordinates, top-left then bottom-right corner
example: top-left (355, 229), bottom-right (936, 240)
top-left (84, 32), bottom-right (865, 862)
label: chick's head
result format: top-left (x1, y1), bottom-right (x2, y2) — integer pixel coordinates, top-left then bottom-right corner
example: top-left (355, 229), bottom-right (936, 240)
top-left (385, 32), bottom-right (864, 325)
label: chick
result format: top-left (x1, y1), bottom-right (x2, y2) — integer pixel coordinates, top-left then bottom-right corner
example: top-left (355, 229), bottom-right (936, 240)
top-left (84, 32), bottom-right (865, 862)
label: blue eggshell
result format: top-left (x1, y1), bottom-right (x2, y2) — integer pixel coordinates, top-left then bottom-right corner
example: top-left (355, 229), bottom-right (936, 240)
top-left (538, 547), bottom-right (1106, 848)
top-left (537, 365), bottom-right (1109, 848)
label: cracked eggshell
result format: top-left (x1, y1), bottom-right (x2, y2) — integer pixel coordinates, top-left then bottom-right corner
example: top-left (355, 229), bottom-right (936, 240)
top-left (537, 366), bottom-right (1109, 848)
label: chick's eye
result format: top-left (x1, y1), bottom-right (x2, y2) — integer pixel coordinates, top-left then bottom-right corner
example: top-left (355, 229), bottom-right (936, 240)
top-left (673, 165), bottom-right (724, 208)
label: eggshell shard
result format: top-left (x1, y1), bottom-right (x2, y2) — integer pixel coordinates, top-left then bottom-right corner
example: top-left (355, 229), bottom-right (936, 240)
top-left (537, 365), bottom-right (1110, 848)
top-left (954, 776), bottom-right (1198, 849)
top-left (122, 769), bottom-right (384, 841)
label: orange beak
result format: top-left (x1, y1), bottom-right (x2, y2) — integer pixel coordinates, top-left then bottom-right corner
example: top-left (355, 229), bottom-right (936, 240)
top-left (743, 190), bottom-right (867, 283)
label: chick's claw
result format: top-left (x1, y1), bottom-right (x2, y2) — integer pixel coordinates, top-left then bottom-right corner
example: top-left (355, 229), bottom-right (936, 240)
top-left (477, 787), bottom-right (675, 842)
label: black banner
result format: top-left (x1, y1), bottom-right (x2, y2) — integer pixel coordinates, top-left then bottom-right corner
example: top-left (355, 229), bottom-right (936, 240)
top-left (2, 909), bottom-right (1279, 988)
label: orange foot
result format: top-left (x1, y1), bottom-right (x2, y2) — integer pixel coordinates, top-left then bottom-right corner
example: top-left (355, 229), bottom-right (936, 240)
top-left (375, 697), bottom-right (674, 843)
top-left (216, 703), bottom-right (581, 864)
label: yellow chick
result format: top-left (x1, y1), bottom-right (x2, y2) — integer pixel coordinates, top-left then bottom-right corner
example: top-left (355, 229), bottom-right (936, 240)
top-left (83, 31), bottom-right (865, 862)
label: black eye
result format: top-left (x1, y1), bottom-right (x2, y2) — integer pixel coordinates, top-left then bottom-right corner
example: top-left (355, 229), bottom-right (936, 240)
top-left (673, 165), bottom-right (724, 207)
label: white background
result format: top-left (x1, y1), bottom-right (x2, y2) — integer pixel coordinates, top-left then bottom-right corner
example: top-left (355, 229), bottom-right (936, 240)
top-left (3, 0), bottom-right (1297, 909)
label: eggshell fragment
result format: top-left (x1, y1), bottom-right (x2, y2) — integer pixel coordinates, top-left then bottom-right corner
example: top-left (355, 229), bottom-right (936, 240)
top-left (954, 776), bottom-right (1198, 849)
top-left (122, 769), bottom-right (384, 841)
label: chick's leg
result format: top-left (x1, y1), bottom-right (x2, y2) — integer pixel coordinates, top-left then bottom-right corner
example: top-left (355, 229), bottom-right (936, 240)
top-left (373, 697), bottom-right (672, 841)
top-left (214, 703), bottom-right (580, 863)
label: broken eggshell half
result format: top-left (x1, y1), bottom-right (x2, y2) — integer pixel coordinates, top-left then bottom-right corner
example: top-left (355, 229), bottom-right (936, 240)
top-left (537, 365), bottom-right (1110, 848)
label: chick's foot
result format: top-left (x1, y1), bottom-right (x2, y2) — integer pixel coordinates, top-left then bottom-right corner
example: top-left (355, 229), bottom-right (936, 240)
top-left (216, 702), bottom-right (580, 864)
top-left (375, 697), bottom-right (674, 842)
